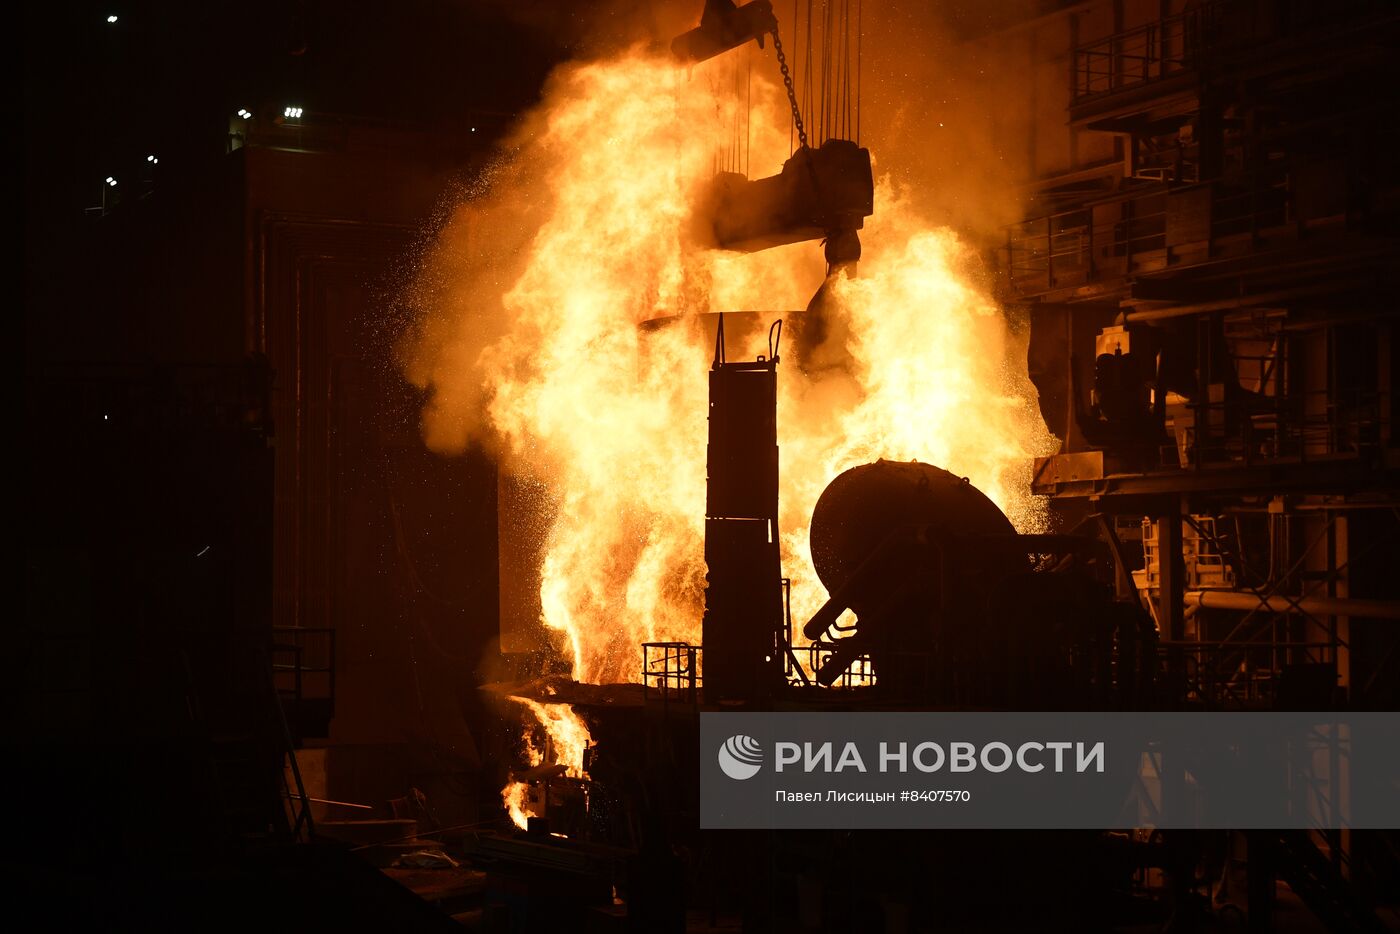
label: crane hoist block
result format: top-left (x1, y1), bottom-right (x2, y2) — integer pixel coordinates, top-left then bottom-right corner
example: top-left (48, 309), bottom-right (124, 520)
top-left (691, 139), bottom-right (874, 254)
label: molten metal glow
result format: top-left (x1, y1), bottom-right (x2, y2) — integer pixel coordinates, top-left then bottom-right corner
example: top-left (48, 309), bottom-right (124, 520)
top-left (406, 48), bottom-right (1054, 817)
top-left (500, 698), bottom-right (591, 830)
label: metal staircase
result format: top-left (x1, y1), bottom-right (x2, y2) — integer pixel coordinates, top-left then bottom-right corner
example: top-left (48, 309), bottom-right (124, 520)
top-left (182, 632), bottom-right (319, 846)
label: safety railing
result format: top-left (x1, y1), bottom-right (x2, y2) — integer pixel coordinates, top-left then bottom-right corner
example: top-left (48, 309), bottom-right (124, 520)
top-left (1073, 3), bottom-right (1222, 102)
top-left (641, 641), bottom-right (701, 706)
top-left (1073, 0), bottom-right (1395, 104)
top-left (797, 641), bottom-right (877, 688)
top-left (1004, 199), bottom-right (1168, 294)
top-left (1004, 161), bottom-right (1306, 296)
top-left (642, 579), bottom-right (805, 702)
top-left (1163, 386), bottom-right (1392, 471)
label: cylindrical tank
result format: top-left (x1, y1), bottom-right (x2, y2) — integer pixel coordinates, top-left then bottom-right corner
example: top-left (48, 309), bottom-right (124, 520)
top-left (809, 460), bottom-right (1016, 605)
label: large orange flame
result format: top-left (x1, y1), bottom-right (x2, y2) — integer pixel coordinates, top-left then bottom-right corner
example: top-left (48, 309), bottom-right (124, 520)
top-left (404, 46), bottom-right (1054, 817)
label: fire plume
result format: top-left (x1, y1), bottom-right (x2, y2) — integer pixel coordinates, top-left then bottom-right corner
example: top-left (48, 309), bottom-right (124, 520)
top-left (404, 43), bottom-right (1054, 814)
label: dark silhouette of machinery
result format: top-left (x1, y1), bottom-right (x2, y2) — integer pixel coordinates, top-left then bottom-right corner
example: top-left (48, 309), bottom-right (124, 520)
top-left (796, 459), bottom-right (1155, 707)
top-left (692, 314), bottom-right (1156, 709)
top-left (693, 139), bottom-right (873, 265)
top-left (701, 316), bottom-right (787, 703)
top-left (1068, 317), bottom-right (1266, 466)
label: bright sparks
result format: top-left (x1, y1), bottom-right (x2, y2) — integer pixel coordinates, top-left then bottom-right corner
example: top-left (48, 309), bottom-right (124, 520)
top-left (405, 47), bottom-right (1053, 687)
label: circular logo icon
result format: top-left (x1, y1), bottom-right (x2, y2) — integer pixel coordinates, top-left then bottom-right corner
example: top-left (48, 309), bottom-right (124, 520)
top-left (718, 734), bottom-right (763, 780)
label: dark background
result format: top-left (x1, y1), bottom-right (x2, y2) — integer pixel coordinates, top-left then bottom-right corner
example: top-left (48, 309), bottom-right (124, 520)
top-left (20, 2), bottom-right (573, 917)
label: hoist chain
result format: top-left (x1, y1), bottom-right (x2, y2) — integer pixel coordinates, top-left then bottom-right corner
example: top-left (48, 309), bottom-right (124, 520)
top-left (771, 27), bottom-right (810, 151)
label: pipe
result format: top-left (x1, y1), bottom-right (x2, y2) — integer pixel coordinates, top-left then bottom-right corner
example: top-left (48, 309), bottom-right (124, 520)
top-left (1118, 282), bottom-right (1345, 324)
top-left (1184, 590), bottom-right (1400, 620)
